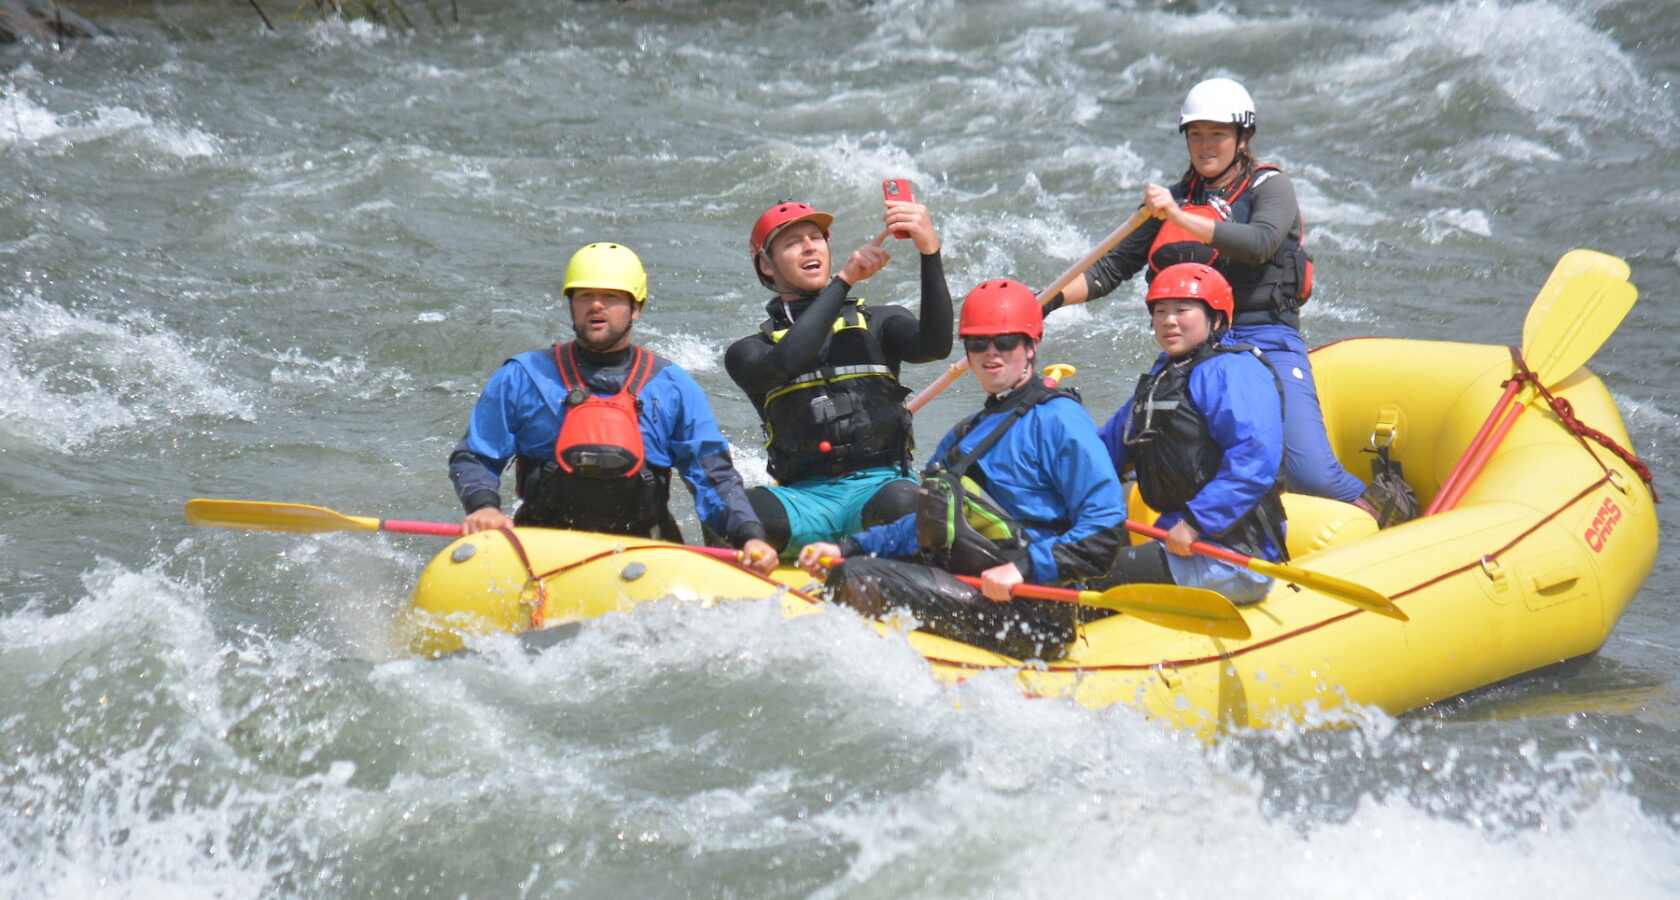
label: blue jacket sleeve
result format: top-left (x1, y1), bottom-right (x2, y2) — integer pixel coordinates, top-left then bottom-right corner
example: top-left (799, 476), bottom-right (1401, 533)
top-left (449, 359), bottom-right (553, 513)
top-left (847, 511), bottom-right (920, 559)
top-left (845, 420), bottom-right (963, 560)
top-left (647, 367), bottom-right (767, 547)
top-left (1016, 400), bottom-right (1127, 584)
top-left (1181, 350), bottom-right (1284, 538)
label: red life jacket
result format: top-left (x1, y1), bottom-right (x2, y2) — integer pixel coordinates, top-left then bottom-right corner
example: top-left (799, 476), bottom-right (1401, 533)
top-left (1147, 193), bottom-right (1234, 275)
top-left (552, 342), bottom-right (654, 479)
top-left (1146, 166), bottom-right (1314, 316)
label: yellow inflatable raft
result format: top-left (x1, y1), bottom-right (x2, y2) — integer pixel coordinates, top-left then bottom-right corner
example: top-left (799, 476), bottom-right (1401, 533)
top-left (402, 336), bottom-right (1658, 739)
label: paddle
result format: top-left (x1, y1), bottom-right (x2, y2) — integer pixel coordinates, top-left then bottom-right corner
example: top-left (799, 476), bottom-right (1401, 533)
top-left (906, 208), bottom-right (1152, 413)
top-left (1520, 249), bottom-right (1630, 350)
top-left (185, 499), bottom-right (463, 537)
top-left (1123, 520), bottom-right (1407, 621)
top-left (1427, 263), bottom-right (1637, 514)
top-left (801, 554), bottom-right (1250, 640)
top-left (951, 574), bottom-right (1251, 641)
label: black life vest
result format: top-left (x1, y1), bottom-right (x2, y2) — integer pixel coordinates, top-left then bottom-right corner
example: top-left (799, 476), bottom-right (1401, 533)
top-left (1146, 164), bottom-right (1314, 323)
top-left (513, 343), bottom-right (677, 539)
top-left (914, 377), bottom-right (1078, 574)
top-left (757, 300), bottom-right (913, 484)
top-left (1122, 342), bottom-right (1288, 560)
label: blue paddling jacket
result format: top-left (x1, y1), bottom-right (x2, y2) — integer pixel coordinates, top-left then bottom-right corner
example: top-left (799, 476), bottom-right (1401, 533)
top-left (846, 384), bottom-right (1126, 585)
top-left (450, 344), bottom-right (765, 547)
top-left (1098, 337), bottom-right (1286, 561)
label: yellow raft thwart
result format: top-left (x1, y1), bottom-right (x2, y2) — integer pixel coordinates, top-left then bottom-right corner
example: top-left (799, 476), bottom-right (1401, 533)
top-left (403, 338), bottom-right (1658, 739)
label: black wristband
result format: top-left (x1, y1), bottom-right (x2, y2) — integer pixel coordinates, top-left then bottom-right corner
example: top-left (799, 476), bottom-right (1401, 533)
top-left (731, 521), bottom-right (769, 547)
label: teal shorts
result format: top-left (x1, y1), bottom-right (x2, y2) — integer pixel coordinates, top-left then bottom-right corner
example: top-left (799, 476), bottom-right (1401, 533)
top-left (762, 466), bottom-right (917, 554)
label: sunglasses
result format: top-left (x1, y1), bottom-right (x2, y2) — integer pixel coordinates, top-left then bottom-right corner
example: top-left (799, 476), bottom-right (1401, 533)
top-left (962, 334), bottom-right (1028, 354)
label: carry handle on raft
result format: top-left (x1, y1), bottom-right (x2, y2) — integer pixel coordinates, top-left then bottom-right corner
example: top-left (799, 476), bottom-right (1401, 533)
top-left (796, 553), bottom-right (1251, 641)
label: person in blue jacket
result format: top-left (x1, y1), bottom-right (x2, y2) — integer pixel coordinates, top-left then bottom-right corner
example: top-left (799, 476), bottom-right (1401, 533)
top-left (1098, 263), bottom-right (1286, 604)
top-left (795, 279), bottom-right (1127, 661)
top-left (449, 242), bottom-right (778, 575)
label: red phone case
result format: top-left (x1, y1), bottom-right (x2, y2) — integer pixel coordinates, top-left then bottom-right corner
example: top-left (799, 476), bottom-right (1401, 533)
top-left (883, 179), bottom-right (913, 239)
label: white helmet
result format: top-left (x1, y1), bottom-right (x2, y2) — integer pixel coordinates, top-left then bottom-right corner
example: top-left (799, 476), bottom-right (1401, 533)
top-left (1178, 77), bottom-right (1256, 132)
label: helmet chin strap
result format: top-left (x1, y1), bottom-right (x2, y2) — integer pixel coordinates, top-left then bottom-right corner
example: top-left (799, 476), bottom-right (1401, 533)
top-left (1209, 136), bottom-right (1252, 191)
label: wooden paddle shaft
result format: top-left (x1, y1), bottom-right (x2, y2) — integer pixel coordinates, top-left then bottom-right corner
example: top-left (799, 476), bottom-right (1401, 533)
top-left (906, 209), bottom-right (1151, 413)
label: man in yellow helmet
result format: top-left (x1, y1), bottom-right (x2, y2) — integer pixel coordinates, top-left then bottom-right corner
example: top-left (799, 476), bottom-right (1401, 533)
top-left (449, 242), bottom-right (777, 574)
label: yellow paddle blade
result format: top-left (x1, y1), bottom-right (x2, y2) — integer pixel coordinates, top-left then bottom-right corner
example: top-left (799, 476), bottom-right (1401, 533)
top-left (1245, 557), bottom-right (1407, 620)
top-left (1043, 363), bottom-right (1077, 385)
top-left (1079, 583), bottom-right (1252, 641)
top-left (1522, 272), bottom-right (1638, 388)
top-left (1522, 249), bottom-right (1631, 351)
top-left (184, 499), bottom-right (382, 534)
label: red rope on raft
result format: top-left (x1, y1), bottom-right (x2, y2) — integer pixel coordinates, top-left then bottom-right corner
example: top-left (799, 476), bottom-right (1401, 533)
top-left (1506, 346), bottom-right (1659, 503)
top-left (495, 525), bottom-right (549, 627)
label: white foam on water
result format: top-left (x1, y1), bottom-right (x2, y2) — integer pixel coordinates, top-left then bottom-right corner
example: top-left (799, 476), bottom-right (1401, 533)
top-left (0, 561), bottom-right (279, 898)
top-left (4, 74), bottom-right (221, 159)
top-left (1310, 0), bottom-right (1669, 151)
top-left (10, 550), bottom-right (1677, 897)
top-left (48, 104), bottom-right (222, 159)
top-left (0, 296), bottom-right (253, 450)
top-left (802, 137), bottom-right (930, 200)
top-left (306, 17), bottom-right (392, 47)
top-left (467, 599), bottom-right (1677, 898)
top-left (636, 325), bottom-right (722, 376)
top-left (1294, 177), bottom-right (1387, 232)
top-left (264, 347), bottom-right (415, 401)
top-left (729, 444), bottom-right (774, 489)
top-left (1418, 207), bottom-right (1495, 244)
top-left (0, 83), bottom-right (66, 144)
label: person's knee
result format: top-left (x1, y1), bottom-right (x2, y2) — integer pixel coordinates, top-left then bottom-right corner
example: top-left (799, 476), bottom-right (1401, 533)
top-left (1106, 542), bottom-right (1174, 585)
top-left (861, 478), bottom-right (919, 529)
top-left (747, 487), bottom-right (791, 552)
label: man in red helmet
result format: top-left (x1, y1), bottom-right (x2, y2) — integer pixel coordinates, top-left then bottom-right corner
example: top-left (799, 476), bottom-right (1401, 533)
top-left (794, 280), bottom-right (1127, 662)
top-left (1097, 262), bottom-right (1287, 604)
top-left (724, 197), bottom-right (953, 555)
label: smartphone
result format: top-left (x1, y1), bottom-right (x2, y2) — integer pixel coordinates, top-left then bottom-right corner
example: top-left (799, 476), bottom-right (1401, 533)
top-left (882, 178), bottom-right (914, 239)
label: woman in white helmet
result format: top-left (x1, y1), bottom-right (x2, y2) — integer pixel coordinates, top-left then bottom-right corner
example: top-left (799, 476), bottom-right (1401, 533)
top-left (1052, 77), bottom-right (1399, 520)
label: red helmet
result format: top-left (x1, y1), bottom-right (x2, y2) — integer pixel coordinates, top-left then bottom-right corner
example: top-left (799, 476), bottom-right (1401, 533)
top-left (959, 279), bottom-right (1042, 342)
top-left (1146, 263), bottom-right (1234, 321)
top-left (749, 201), bottom-right (833, 268)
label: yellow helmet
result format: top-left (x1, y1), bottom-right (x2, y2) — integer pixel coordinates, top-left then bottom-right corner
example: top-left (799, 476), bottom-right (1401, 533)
top-left (563, 242), bottom-right (648, 305)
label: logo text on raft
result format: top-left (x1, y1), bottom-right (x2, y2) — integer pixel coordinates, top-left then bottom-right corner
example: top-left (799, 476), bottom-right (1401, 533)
top-left (1584, 497), bottom-right (1623, 553)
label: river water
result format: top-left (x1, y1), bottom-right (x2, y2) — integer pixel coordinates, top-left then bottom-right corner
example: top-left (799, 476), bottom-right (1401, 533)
top-left (3, 0), bottom-right (1678, 895)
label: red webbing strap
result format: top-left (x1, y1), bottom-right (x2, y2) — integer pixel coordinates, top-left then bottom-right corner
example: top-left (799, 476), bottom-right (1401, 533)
top-left (496, 526), bottom-right (548, 628)
top-left (623, 346), bottom-right (654, 397)
top-left (555, 342), bottom-right (584, 392)
top-left (1508, 347), bottom-right (1658, 503)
